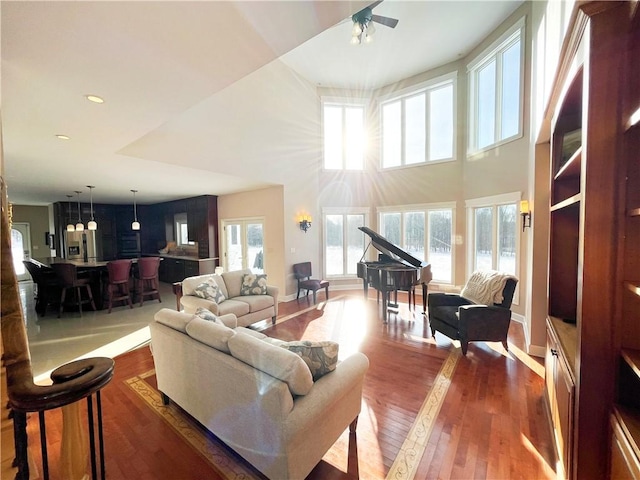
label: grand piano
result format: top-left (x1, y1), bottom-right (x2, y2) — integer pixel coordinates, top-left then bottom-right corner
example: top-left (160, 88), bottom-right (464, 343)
top-left (357, 226), bottom-right (433, 322)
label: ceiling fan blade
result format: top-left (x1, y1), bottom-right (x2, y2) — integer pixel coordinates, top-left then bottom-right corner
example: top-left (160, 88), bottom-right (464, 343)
top-left (367, 0), bottom-right (384, 10)
top-left (371, 14), bottom-right (398, 28)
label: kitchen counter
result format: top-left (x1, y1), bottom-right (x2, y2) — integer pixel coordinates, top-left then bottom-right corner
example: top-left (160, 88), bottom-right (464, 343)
top-left (145, 253), bottom-right (218, 262)
top-left (144, 254), bottom-right (219, 283)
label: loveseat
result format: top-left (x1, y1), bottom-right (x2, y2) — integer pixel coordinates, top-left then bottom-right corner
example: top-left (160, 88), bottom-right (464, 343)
top-left (149, 308), bottom-right (369, 480)
top-left (177, 268), bottom-right (278, 327)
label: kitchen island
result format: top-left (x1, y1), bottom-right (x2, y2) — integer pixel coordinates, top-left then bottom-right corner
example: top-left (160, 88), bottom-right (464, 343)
top-left (147, 254), bottom-right (218, 284)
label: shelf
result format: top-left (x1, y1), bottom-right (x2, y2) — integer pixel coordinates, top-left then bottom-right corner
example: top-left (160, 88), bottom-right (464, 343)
top-left (626, 106), bottom-right (640, 131)
top-left (551, 193), bottom-right (582, 212)
top-left (614, 405), bottom-right (640, 463)
top-left (626, 282), bottom-right (640, 297)
top-left (555, 146), bottom-right (582, 181)
top-left (622, 349), bottom-right (640, 378)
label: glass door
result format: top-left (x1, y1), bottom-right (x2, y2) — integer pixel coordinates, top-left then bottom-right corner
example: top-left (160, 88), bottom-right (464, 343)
top-left (222, 219), bottom-right (265, 274)
top-left (11, 222), bottom-right (32, 282)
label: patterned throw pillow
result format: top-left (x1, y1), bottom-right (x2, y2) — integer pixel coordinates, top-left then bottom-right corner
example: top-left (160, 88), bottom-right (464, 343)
top-left (280, 340), bottom-right (339, 381)
top-left (193, 278), bottom-right (226, 303)
top-left (240, 273), bottom-right (268, 296)
top-left (194, 307), bottom-right (223, 325)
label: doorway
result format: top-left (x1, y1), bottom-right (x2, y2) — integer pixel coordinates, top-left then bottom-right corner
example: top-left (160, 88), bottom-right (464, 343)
top-left (11, 222), bottom-right (32, 282)
top-left (222, 219), bottom-right (265, 274)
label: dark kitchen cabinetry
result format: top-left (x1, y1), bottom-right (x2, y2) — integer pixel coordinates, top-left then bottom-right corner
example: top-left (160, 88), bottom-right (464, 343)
top-left (54, 195), bottom-right (218, 262)
top-left (158, 257), bottom-right (214, 284)
top-left (159, 257), bottom-right (186, 284)
top-left (186, 196), bottom-right (218, 259)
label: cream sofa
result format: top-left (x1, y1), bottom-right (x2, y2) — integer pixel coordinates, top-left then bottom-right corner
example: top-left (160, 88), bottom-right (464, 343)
top-left (149, 308), bottom-right (369, 480)
top-left (178, 269), bottom-right (278, 327)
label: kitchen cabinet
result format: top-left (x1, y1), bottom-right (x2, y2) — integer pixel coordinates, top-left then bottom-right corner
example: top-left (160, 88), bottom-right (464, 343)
top-left (158, 256), bottom-right (216, 284)
top-left (186, 196), bottom-right (218, 259)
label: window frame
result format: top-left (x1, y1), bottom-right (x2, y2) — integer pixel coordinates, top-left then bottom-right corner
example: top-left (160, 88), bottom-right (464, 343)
top-left (321, 97), bottom-right (367, 171)
top-left (174, 213), bottom-right (194, 247)
top-left (376, 202), bottom-right (456, 285)
top-left (378, 72), bottom-right (457, 170)
top-left (467, 17), bottom-right (525, 155)
top-left (322, 207), bottom-right (370, 279)
top-left (465, 192), bottom-right (522, 303)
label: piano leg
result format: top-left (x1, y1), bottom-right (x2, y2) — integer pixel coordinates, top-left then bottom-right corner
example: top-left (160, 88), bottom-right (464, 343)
top-left (422, 284), bottom-right (428, 314)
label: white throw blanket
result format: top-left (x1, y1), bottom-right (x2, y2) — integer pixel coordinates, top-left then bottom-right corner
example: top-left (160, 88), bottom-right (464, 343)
top-left (460, 270), bottom-right (517, 305)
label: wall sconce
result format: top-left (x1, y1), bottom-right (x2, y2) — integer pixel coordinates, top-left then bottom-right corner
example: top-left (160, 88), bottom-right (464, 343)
top-left (520, 200), bottom-right (532, 231)
top-left (299, 214), bottom-right (312, 233)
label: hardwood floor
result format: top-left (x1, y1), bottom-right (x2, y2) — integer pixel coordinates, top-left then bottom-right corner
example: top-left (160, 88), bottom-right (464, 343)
top-left (16, 290), bottom-right (556, 479)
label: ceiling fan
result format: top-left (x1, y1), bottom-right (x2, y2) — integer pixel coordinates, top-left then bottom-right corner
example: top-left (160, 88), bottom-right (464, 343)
top-left (350, 1), bottom-right (399, 45)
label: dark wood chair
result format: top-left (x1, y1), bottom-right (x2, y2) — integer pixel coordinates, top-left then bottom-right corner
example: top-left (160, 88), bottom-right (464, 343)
top-left (428, 275), bottom-right (518, 355)
top-left (51, 263), bottom-right (97, 318)
top-left (135, 257), bottom-right (162, 306)
top-left (22, 260), bottom-right (60, 316)
top-left (106, 259), bottom-right (133, 313)
top-left (293, 262), bottom-right (329, 304)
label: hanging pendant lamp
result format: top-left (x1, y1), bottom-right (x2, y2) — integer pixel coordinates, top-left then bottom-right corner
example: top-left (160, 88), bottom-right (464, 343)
top-left (66, 195), bottom-right (75, 232)
top-left (131, 189), bottom-right (140, 230)
top-left (87, 185), bottom-right (97, 231)
top-left (74, 190), bottom-right (84, 231)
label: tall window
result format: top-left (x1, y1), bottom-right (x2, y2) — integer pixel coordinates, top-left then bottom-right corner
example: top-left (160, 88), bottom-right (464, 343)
top-left (381, 74), bottom-right (455, 168)
top-left (324, 209), bottom-right (368, 276)
top-left (468, 18), bottom-right (524, 153)
top-left (378, 204), bottom-right (455, 283)
top-left (323, 99), bottom-right (366, 170)
top-left (466, 193), bottom-right (519, 278)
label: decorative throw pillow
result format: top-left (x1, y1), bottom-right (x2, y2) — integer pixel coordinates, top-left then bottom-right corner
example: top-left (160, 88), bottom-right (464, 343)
top-left (280, 340), bottom-right (339, 381)
top-left (193, 278), bottom-right (226, 303)
top-left (194, 307), bottom-right (223, 325)
top-left (240, 273), bottom-right (268, 296)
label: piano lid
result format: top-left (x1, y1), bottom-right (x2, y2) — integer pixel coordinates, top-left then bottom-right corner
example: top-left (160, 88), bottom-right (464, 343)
top-left (358, 226), bottom-right (427, 269)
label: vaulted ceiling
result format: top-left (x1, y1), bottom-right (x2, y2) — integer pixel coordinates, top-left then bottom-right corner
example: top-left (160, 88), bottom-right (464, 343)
top-left (1, 1), bottom-right (522, 206)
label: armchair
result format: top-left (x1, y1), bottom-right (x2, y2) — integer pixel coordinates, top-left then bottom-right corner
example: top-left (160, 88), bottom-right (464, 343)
top-left (428, 271), bottom-right (518, 355)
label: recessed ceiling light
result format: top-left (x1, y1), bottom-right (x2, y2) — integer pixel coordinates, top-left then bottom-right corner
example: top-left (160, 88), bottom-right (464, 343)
top-left (56, 134), bottom-right (70, 140)
top-left (85, 94), bottom-right (104, 104)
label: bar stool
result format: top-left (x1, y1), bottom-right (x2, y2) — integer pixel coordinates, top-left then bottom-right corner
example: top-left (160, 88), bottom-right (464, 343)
top-left (52, 263), bottom-right (96, 318)
top-left (106, 259), bottom-right (133, 313)
top-left (135, 257), bottom-right (162, 306)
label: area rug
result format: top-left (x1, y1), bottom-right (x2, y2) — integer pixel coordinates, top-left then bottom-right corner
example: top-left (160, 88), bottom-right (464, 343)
top-left (126, 369), bottom-right (260, 479)
top-left (125, 296), bottom-right (461, 480)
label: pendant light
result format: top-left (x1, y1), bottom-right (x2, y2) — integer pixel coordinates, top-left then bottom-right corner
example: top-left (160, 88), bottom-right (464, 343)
top-left (131, 189), bottom-right (140, 230)
top-left (66, 195), bottom-right (75, 232)
top-left (74, 190), bottom-right (84, 231)
top-left (87, 185), bottom-right (97, 231)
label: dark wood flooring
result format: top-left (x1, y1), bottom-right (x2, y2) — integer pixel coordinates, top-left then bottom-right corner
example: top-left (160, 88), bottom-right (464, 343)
top-left (18, 290), bottom-right (556, 479)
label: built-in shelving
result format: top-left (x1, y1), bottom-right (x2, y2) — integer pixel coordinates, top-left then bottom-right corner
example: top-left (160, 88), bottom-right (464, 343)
top-left (612, 4), bottom-right (640, 480)
top-left (544, 4), bottom-right (633, 479)
top-left (550, 194), bottom-right (582, 212)
top-left (554, 147), bottom-right (582, 181)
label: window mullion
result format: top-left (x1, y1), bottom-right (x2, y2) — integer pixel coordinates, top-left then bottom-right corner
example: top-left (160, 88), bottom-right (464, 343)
top-left (341, 107), bottom-right (347, 169)
top-left (424, 92), bottom-right (430, 162)
top-left (491, 205), bottom-right (500, 270)
top-left (495, 51), bottom-right (504, 143)
top-left (401, 100), bottom-right (406, 166)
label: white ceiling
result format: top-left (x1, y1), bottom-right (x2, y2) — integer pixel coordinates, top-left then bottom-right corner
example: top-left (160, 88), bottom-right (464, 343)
top-left (1, 0), bottom-right (522, 206)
